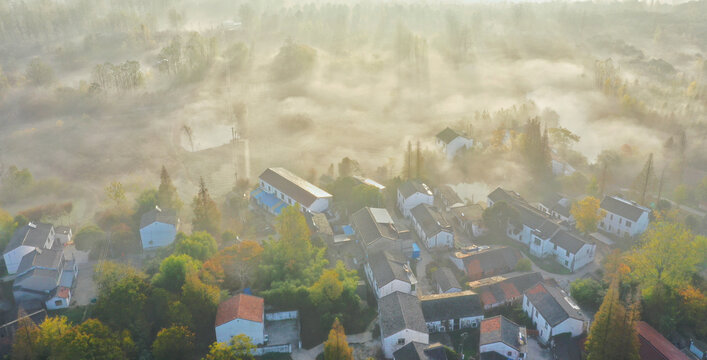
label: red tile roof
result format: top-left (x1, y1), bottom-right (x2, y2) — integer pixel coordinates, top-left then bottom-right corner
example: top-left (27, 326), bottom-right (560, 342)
top-left (466, 259), bottom-right (482, 278)
top-left (635, 321), bottom-right (690, 360)
top-left (481, 317), bottom-right (501, 333)
top-left (57, 286), bottom-right (70, 299)
top-left (499, 282), bottom-right (520, 300)
top-left (480, 290), bottom-right (497, 307)
top-left (526, 282), bottom-right (547, 295)
top-left (215, 294), bottom-right (264, 327)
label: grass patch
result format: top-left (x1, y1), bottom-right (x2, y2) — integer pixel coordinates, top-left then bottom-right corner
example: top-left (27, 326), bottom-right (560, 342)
top-left (49, 305), bottom-right (93, 324)
top-left (485, 303), bottom-right (535, 330)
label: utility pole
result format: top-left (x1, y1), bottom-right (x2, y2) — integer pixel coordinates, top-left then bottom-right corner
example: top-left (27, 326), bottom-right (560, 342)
top-left (416, 140), bottom-right (422, 180)
top-left (639, 153), bottom-right (653, 206)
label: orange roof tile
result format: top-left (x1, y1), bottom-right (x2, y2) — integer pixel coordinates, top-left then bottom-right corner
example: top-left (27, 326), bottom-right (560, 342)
top-left (499, 282), bottom-right (520, 300)
top-left (526, 282), bottom-right (547, 295)
top-left (466, 259), bottom-right (482, 277)
top-left (215, 294), bottom-right (264, 327)
top-left (481, 317), bottom-right (501, 333)
top-left (480, 290), bottom-right (497, 306)
top-left (56, 286), bottom-right (70, 299)
top-left (635, 321), bottom-right (690, 360)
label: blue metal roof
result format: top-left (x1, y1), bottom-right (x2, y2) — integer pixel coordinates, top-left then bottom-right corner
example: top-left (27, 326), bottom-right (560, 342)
top-left (273, 202), bottom-right (288, 215)
top-left (342, 225), bottom-right (355, 235)
top-left (253, 190), bottom-right (282, 208)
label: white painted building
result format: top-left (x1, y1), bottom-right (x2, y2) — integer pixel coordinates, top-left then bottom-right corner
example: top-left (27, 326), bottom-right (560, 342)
top-left (255, 167), bottom-right (332, 215)
top-left (364, 251), bottom-right (417, 299)
top-left (420, 291), bottom-right (484, 333)
top-left (379, 292), bottom-right (429, 359)
top-left (523, 282), bottom-right (586, 345)
top-left (479, 316), bottom-right (528, 360)
top-left (139, 207), bottom-right (179, 250)
top-left (436, 127), bottom-right (475, 160)
top-left (410, 204), bottom-right (454, 249)
top-left (598, 195), bottom-right (651, 237)
top-left (3, 222), bottom-right (56, 274)
top-left (397, 180), bottom-right (434, 219)
top-left (215, 294), bottom-right (265, 345)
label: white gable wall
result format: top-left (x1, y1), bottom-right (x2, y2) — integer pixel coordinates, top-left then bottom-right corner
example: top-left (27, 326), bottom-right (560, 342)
top-left (480, 342), bottom-right (521, 359)
top-left (215, 318), bottom-right (264, 345)
top-left (364, 262), bottom-right (413, 299)
top-left (599, 210), bottom-right (649, 237)
top-left (381, 329), bottom-right (429, 359)
top-left (397, 192), bottom-right (434, 219)
top-left (140, 222), bottom-right (178, 249)
top-left (442, 137), bottom-right (474, 160)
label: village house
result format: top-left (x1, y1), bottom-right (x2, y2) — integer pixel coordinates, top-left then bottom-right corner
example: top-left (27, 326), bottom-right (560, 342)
top-left (450, 204), bottom-right (485, 238)
top-left (479, 316), bottom-right (528, 360)
top-left (410, 204), bottom-right (454, 249)
top-left (379, 292), bottom-right (429, 359)
top-left (635, 321), bottom-right (691, 360)
top-left (522, 282), bottom-right (586, 345)
top-left (435, 127), bottom-right (474, 160)
top-left (433, 267), bottom-right (462, 294)
top-left (435, 185), bottom-right (464, 211)
top-left (364, 251), bottom-right (417, 299)
top-left (486, 187), bottom-right (525, 208)
top-left (450, 246), bottom-right (522, 281)
top-left (420, 291), bottom-right (484, 333)
top-left (215, 294), bottom-right (301, 355)
top-left (490, 188), bottom-right (596, 272)
top-left (537, 193), bottom-right (574, 224)
top-left (351, 207), bottom-right (412, 257)
top-left (468, 271), bottom-right (543, 310)
top-left (139, 206), bottom-right (179, 250)
top-left (393, 342), bottom-right (450, 360)
top-left (598, 195), bottom-right (651, 237)
top-left (12, 247), bottom-right (77, 310)
top-left (397, 180), bottom-right (434, 219)
top-left (352, 175), bottom-right (386, 192)
top-left (54, 226), bottom-right (72, 245)
top-left (252, 167), bottom-right (332, 215)
top-left (4, 222), bottom-right (57, 274)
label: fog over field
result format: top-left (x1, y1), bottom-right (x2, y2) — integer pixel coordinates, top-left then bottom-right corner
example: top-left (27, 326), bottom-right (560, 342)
top-left (0, 0), bottom-right (705, 220)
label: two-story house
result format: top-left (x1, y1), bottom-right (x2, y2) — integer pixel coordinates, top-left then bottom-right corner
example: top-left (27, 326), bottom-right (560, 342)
top-left (140, 206), bottom-right (180, 250)
top-left (598, 195), bottom-right (651, 237)
top-left (351, 207), bottom-right (412, 257)
top-left (410, 204), bottom-right (454, 249)
top-left (379, 292), bottom-right (429, 359)
top-left (397, 180), bottom-right (434, 219)
top-left (364, 251), bottom-right (417, 299)
top-left (420, 291), bottom-right (484, 333)
top-left (436, 127), bottom-right (474, 160)
top-left (522, 282), bottom-right (586, 345)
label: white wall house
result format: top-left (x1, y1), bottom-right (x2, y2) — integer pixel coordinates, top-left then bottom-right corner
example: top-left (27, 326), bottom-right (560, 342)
top-left (479, 316), bottom-right (528, 360)
top-left (215, 294), bottom-right (265, 345)
top-left (598, 195), bottom-right (651, 237)
top-left (54, 226), bottom-right (72, 245)
top-left (410, 204), bottom-right (454, 249)
top-left (420, 292), bottom-right (484, 333)
top-left (436, 127), bottom-right (474, 160)
top-left (364, 252), bottom-right (416, 299)
top-left (139, 207), bottom-right (179, 250)
top-left (379, 292), bottom-right (429, 359)
top-left (3, 223), bottom-right (56, 274)
top-left (45, 286), bottom-right (71, 310)
top-left (523, 282), bottom-right (585, 345)
top-left (397, 180), bottom-right (434, 219)
top-left (255, 167), bottom-right (332, 215)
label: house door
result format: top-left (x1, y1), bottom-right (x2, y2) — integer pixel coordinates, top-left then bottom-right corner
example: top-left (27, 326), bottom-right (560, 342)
top-left (454, 319), bottom-right (460, 331)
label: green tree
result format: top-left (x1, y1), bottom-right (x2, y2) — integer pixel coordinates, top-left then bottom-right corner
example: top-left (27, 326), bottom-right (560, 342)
top-left (174, 232), bottom-right (217, 261)
top-left (152, 326), bottom-right (195, 360)
top-left (133, 189), bottom-right (158, 225)
top-left (202, 335), bottom-right (255, 360)
top-left (0, 207), bottom-right (18, 250)
top-left (585, 279), bottom-right (639, 360)
top-left (153, 254), bottom-right (200, 292)
top-left (673, 184), bottom-right (691, 205)
top-left (158, 166), bottom-right (182, 210)
top-left (310, 269), bottom-right (344, 306)
top-left (482, 201), bottom-right (519, 234)
top-left (570, 278), bottom-right (605, 310)
top-left (57, 319), bottom-right (135, 360)
top-left (26, 58), bottom-right (54, 86)
top-left (11, 315), bottom-right (41, 360)
top-left (570, 196), bottom-right (604, 234)
top-left (105, 181), bottom-right (126, 207)
top-left (181, 275), bottom-right (220, 343)
top-left (323, 318), bottom-right (353, 360)
top-left (515, 258), bottom-right (532, 272)
top-left (549, 127), bottom-right (580, 151)
top-left (74, 224), bottom-right (106, 252)
top-left (271, 40), bottom-right (317, 81)
top-left (192, 177), bottom-right (221, 236)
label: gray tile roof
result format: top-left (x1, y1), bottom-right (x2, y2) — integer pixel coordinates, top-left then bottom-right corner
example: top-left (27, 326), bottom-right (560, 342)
top-left (450, 204), bottom-right (484, 223)
top-left (393, 341), bottom-right (427, 360)
top-left (411, 204), bottom-right (452, 238)
top-left (399, 180), bottom-right (433, 199)
top-left (480, 315), bottom-right (525, 351)
top-left (487, 187), bottom-right (525, 205)
top-left (259, 167), bottom-right (332, 207)
top-left (479, 352), bottom-right (508, 360)
top-left (140, 207), bottom-right (178, 229)
top-left (16, 248), bottom-right (63, 275)
top-left (549, 230), bottom-right (589, 254)
top-left (461, 246), bottom-right (522, 276)
top-left (469, 272), bottom-right (543, 307)
top-left (420, 291), bottom-right (483, 323)
top-left (379, 292), bottom-right (427, 338)
top-left (14, 268), bottom-right (60, 293)
top-left (434, 267), bottom-right (461, 292)
top-left (436, 127), bottom-right (462, 144)
top-left (600, 196), bottom-right (649, 222)
top-left (437, 185), bottom-right (463, 206)
top-left (351, 207), bottom-right (400, 247)
top-left (4, 223), bottom-right (53, 253)
top-left (524, 282), bottom-right (584, 327)
top-left (369, 251), bottom-right (412, 287)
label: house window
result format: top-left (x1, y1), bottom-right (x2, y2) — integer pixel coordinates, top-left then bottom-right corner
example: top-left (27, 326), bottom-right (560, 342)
top-left (566, 250), bottom-right (569, 256)
top-left (397, 338), bottom-right (405, 345)
top-left (54, 300), bottom-right (62, 306)
top-left (619, 218), bottom-right (622, 225)
top-left (508, 352), bottom-right (513, 356)
top-left (534, 239), bottom-right (541, 246)
top-left (626, 220), bottom-right (632, 227)
top-left (610, 214), bottom-right (613, 220)
top-left (565, 260), bottom-right (569, 266)
top-left (553, 244), bottom-right (557, 250)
